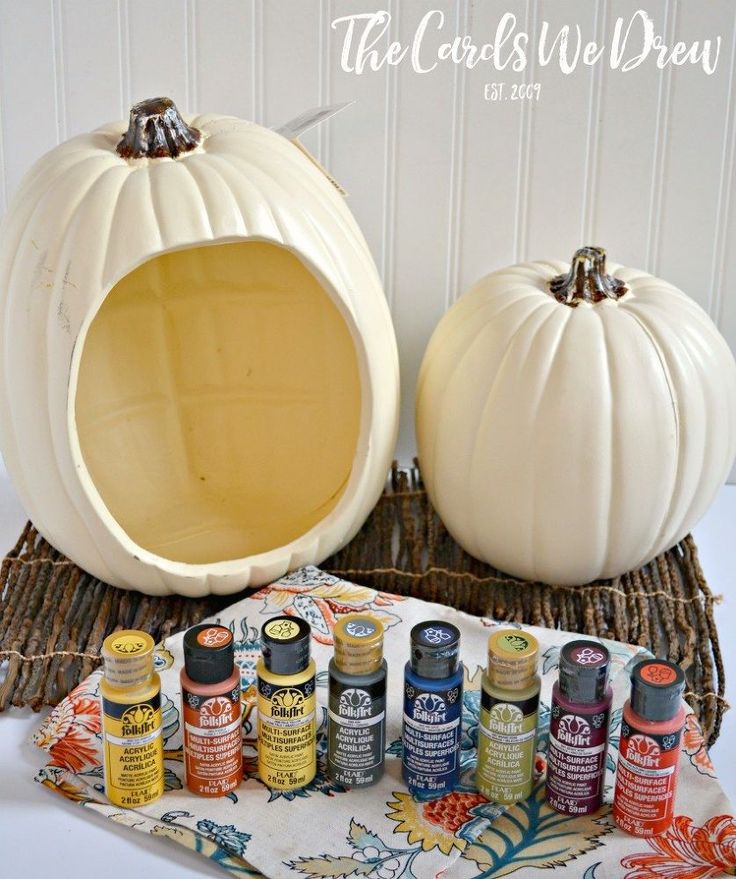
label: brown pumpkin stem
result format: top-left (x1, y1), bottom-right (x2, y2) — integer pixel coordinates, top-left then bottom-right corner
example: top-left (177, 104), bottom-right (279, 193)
top-left (549, 246), bottom-right (628, 306)
top-left (116, 97), bottom-right (201, 160)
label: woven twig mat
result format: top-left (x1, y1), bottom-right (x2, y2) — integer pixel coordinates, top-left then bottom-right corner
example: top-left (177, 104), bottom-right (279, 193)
top-left (0, 465), bottom-right (726, 746)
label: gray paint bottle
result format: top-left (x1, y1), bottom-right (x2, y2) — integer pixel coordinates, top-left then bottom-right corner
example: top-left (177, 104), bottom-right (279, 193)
top-left (327, 614), bottom-right (387, 787)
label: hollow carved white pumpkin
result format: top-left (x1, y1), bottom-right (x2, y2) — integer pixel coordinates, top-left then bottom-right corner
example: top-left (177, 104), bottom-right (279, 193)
top-left (416, 247), bottom-right (736, 585)
top-left (0, 98), bottom-right (399, 596)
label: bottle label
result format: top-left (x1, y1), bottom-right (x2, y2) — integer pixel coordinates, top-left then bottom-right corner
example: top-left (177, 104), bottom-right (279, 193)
top-left (476, 690), bottom-right (539, 802)
top-left (182, 683), bottom-right (243, 796)
top-left (102, 692), bottom-right (164, 807)
top-left (489, 632), bottom-right (536, 689)
top-left (402, 679), bottom-right (463, 794)
top-left (546, 700), bottom-right (609, 814)
top-left (613, 719), bottom-right (684, 836)
top-left (328, 674), bottom-right (385, 786)
top-left (257, 674), bottom-right (316, 790)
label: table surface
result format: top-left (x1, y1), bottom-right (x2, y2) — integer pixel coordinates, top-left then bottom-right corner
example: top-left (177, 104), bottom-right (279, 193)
top-left (1, 472), bottom-right (734, 879)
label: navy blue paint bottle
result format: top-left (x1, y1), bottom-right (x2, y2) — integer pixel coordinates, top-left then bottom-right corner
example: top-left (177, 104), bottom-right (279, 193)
top-left (402, 620), bottom-right (463, 795)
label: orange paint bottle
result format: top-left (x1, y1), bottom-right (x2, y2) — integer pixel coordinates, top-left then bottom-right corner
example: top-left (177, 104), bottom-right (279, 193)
top-left (613, 659), bottom-right (686, 837)
top-left (180, 624), bottom-right (243, 797)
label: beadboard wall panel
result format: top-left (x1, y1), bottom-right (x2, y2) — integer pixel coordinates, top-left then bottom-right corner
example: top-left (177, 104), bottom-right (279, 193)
top-left (453, 0), bottom-right (528, 290)
top-left (522, 0), bottom-right (598, 260)
top-left (654, 2), bottom-right (736, 311)
top-left (57, 1), bottom-right (121, 137)
top-left (191, 0), bottom-right (254, 120)
top-left (262, 0), bottom-right (322, 157)
top-left (0, 1), bottom-right (57, 201)
top-left (126, 1), bottom-right (188, 116)
top-left (590, 0), bottom-right (668, 268)
top-left (389, 0), bottom-right (462, 456)
top-left (0, 0), bottom-right (734, 477)
top-left (327, 0), bottom-right (392, 283)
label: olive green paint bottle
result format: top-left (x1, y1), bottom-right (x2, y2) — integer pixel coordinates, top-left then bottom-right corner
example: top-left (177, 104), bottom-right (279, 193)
top-left (476, 628), bottom-right (540, 804)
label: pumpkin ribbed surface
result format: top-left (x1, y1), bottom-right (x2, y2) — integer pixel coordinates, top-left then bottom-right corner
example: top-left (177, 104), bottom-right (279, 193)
top-left (416, 258), bottom-right (736, 584)
top-left (0, 111), bottom-right (399, 595)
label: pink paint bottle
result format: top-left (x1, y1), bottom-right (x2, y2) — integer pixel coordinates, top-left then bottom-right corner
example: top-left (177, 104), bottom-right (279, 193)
top-left (613, 659), bottom-right (686, 837)
top-left (545, 640), bottom-right (612, 815)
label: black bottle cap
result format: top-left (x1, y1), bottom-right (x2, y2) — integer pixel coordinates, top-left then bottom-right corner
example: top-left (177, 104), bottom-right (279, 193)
top-left (410, 620), bottom-right (461, 679)
top-left (558, 640), bottom-right (610, 704)
top-left (630, 659), bottom-right (686, 722)
top-left (183, 624), bottom-right (235, 685)
top-left (260, 616), bottom-right (311, 675)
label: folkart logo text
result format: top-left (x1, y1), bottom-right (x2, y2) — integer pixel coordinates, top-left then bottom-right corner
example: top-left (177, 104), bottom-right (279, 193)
top-left (488, 703), bottom-right (524, 735)
top-left (339, 688), bottom-right (373, 719)
top-left (200, 696), bottom-right (234, 728)
top-left (557, 714), bottom-right (592, 747)
top-left (413, 693), bottom-right (447, 723)
top-left (271, 688), bottom-right (307, 720)
top-left (627, 734), bottom-right (661, 768)
top-left (121, 704), bottom-right (157, 737)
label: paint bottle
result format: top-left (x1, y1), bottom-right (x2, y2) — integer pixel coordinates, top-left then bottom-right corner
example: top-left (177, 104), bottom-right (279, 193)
top-left (476, 628), bottom-right (540, 803)
top-left (181, 624), bottom-right (243, 797)
top-left (613, 658), bottom-right (686, 837)
top-left (546, 640), bottom-right (612, 815)
top-left (327, 614), bottom-right (387, 787)
top-left (100, 629), bottom-right (164, 808)
top-left (256, 615), bottom-right (316, 791)
top-left (402, 620), bottom-right (463, 796)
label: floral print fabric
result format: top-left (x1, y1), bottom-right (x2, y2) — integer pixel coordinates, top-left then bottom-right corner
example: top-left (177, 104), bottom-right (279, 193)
top-left (32, 566), bottom-right (736, 878)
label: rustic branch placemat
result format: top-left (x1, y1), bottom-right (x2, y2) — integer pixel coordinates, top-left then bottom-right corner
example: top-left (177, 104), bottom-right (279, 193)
top-left (0, 465), bottom-right (726, 746)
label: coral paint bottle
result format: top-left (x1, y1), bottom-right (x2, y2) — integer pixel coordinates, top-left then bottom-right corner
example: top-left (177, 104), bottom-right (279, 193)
top-left (546, 640), bottom-right (612, 815)
top-left (613, 659), bottom-right (686, 837)
top-left (181, 624), bottom-right (243, 797)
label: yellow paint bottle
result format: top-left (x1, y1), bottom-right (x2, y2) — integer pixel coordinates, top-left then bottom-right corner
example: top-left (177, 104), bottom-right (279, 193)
top-left (100, 630), bottom-right (165, 807)
top-left (256, 616), bottom-right (316, 791)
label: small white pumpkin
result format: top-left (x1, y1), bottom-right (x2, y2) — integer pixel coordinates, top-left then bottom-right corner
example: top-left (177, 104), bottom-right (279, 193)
top-left (416, 246), bottom-right (736, 585)
top-left (0, 98), bottom-right (399, 596)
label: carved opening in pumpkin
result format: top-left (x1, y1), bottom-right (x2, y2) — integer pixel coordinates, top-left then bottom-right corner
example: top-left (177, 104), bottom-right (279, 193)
top-left (74, 240), bottom-right (362, 565)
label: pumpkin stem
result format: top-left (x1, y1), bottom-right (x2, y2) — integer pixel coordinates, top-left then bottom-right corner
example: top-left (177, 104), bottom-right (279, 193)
top-left (549, 246), bottom-right (628, 306)
top-left (116, 97), bottom-right (201, 160)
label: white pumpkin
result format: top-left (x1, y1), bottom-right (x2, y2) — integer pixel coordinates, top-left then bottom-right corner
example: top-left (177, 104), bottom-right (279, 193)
top-left (416, 246), bottom-right (736, 585)
top-left (0, 97), bottom-right (399, 596)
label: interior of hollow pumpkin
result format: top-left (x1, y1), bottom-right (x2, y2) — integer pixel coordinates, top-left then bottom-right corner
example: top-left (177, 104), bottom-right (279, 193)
top-left (74, 240), bottom-right (362, 565)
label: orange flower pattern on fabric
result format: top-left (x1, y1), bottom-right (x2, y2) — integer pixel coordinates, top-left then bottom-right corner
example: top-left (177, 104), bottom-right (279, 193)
top-left (251, 567), bottom-right (404, 645)
top-left (621, 815), bottom-right (736, 878)
top-left (386, 790), bottom-right (487, 854)
top-left (31, 681), bottom-right (100, 773)
top-left (422, 791), bottom-right (488, 835)
top-left (683, 714), bottom-right (717, 778)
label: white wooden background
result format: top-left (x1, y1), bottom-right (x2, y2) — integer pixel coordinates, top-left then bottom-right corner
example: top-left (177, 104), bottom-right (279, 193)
top-left (0, 0), bottom-right (734, 473)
